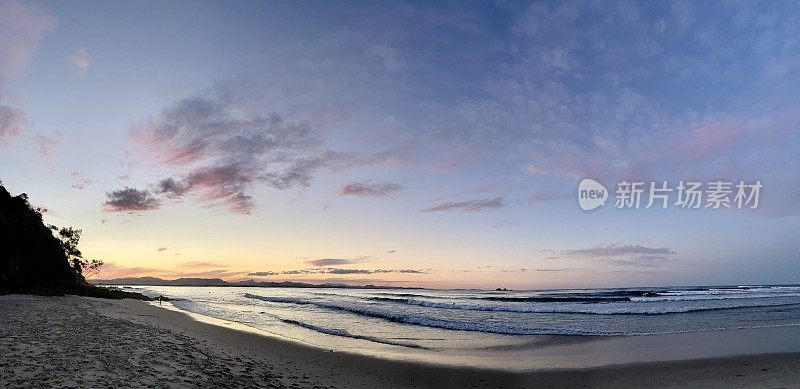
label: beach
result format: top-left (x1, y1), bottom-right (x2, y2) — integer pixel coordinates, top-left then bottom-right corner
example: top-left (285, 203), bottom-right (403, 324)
top-left (1, 295), bottom-right (799, 388)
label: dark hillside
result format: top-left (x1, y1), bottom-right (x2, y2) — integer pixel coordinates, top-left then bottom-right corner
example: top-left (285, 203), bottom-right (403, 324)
top-left (0, 185), bottom-right (76, 294)
top-left (0, 182), bottom-right (149, 300)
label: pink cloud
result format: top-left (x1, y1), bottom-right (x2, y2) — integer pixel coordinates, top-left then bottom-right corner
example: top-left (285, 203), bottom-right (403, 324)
top-left (119, 89), bottom-right (398, 214)
top-left (0, 99), bottom-right (27, 147)
top-left (34, 133), bottom-right (61, 158)
top-left (671, 118), bottom-right (747, 162)
top-left (0, 1), bottom-right (55, 148)
top-left (96, 262), bottom-right (162, 279)
top-left (96, 262), bottom-right (249, 280)
top-left (70, 48), bottom-right (90, 74)
top-left (0, 0), bottom-right (56, 74)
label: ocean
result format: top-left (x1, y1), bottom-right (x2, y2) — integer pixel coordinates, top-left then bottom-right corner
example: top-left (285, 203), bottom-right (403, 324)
top-left (119, 285), bottom-right (800, 354)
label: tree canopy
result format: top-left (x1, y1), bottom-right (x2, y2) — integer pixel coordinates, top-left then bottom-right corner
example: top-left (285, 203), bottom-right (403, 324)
top-left (48, 225), bottom-right (103, 278)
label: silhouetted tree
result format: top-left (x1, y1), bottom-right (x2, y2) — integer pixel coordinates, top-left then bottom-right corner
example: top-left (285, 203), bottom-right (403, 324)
top-left (13, 186), bottom-right (104, 278)
top-left (48, 225), bottom-right (104, 278)
top-left (1, 180), bottom-right (150, 298)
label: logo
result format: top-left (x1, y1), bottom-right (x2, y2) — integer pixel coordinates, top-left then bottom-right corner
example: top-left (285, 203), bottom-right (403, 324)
top-left (578, 178), bottom-right (608, 211)
top-left (576, 179), bottom-right (762, 211)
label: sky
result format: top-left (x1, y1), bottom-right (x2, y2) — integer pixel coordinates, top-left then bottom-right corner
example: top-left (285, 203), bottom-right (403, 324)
top-left (1, 0), bottom-right (799, 289)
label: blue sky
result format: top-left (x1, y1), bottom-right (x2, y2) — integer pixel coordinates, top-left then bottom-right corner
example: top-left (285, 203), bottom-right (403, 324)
top-left (1, 0), bottom-right (798, 288)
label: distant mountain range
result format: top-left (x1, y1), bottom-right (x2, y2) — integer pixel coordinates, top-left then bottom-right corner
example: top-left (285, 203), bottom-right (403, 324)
top-left (94, 276), bottom-right (417, 289)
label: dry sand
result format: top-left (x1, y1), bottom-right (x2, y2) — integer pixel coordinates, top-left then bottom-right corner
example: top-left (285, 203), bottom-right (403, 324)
top-left (0, 294), bottom-right (798, 388)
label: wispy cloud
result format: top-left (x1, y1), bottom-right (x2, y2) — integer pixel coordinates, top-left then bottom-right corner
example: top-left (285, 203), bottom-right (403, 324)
top-left (550, 243), bottom-right (675, 258)
top-left (70, 171), bottom-right (92, 190)
top-left (183, 269), bottom-right (249, 278)
top-left (320, 268), bottom-right (373, 275)
top-left (528, 192), bottom-right (571, 203)
top-left (456, 267), bottom-right (581, 273)
top-left (95, 262), bottom-right (161, 279)
top-left (182, 261), bottom-right (224, 268)
top-left (0, 99), bottom-right (27, 147)
top-left (305, 257), bottom-right (371, 267)
top-left (525, 268), bottom-right (582, 272)
top-left (339, 181), bottom-right (402, 198)
top-left (249, 268), bottom-right (427, 276)
top-left (545, 243), bottom-right (677, 267)
top-left (421, 197), bottom-right (504, 213)
top-left (34, 133), bottom-right (60, 159)
top-left (247, 271), bottom-right (279, 276)
top-left (97, 262), bottom-right (249, 280)
top-left (602, 255), bottom-right (675, 267)
top-left (129, 90), bottom-right (319, 213)
top-left (70, 48), bottom-right (90, 74)
top-left (0, 1), bottom-right (54, 149)
top-left (111, 86), bottom-right (394, 214)
top-left (0, 0), bottom-right (56, 74)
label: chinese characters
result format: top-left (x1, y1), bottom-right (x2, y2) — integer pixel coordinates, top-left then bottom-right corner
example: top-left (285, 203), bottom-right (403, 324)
top-left (612, 180), bottom-right (762, 209)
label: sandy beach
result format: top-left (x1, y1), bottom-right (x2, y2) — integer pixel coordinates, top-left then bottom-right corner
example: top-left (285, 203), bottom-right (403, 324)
top-left (0, 295), bottom-right (798, 388)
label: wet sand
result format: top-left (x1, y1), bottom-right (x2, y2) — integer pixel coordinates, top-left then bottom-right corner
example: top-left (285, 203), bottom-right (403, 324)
top-left (1, 294), bottom-right (798, 388)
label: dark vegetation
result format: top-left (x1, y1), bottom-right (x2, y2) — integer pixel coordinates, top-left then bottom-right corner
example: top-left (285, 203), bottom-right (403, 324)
top-left (0, 181), bottom-right (150, 300)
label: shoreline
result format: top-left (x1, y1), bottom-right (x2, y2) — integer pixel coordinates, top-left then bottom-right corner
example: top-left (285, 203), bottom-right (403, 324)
top-left (146, 296), bottom-right (800, 371)
top-left (2, 294), bottom-right (799, 388)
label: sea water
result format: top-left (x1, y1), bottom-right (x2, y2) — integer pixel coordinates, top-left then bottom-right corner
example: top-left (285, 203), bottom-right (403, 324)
top-left (118, 285), bottom-right (800, 353)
